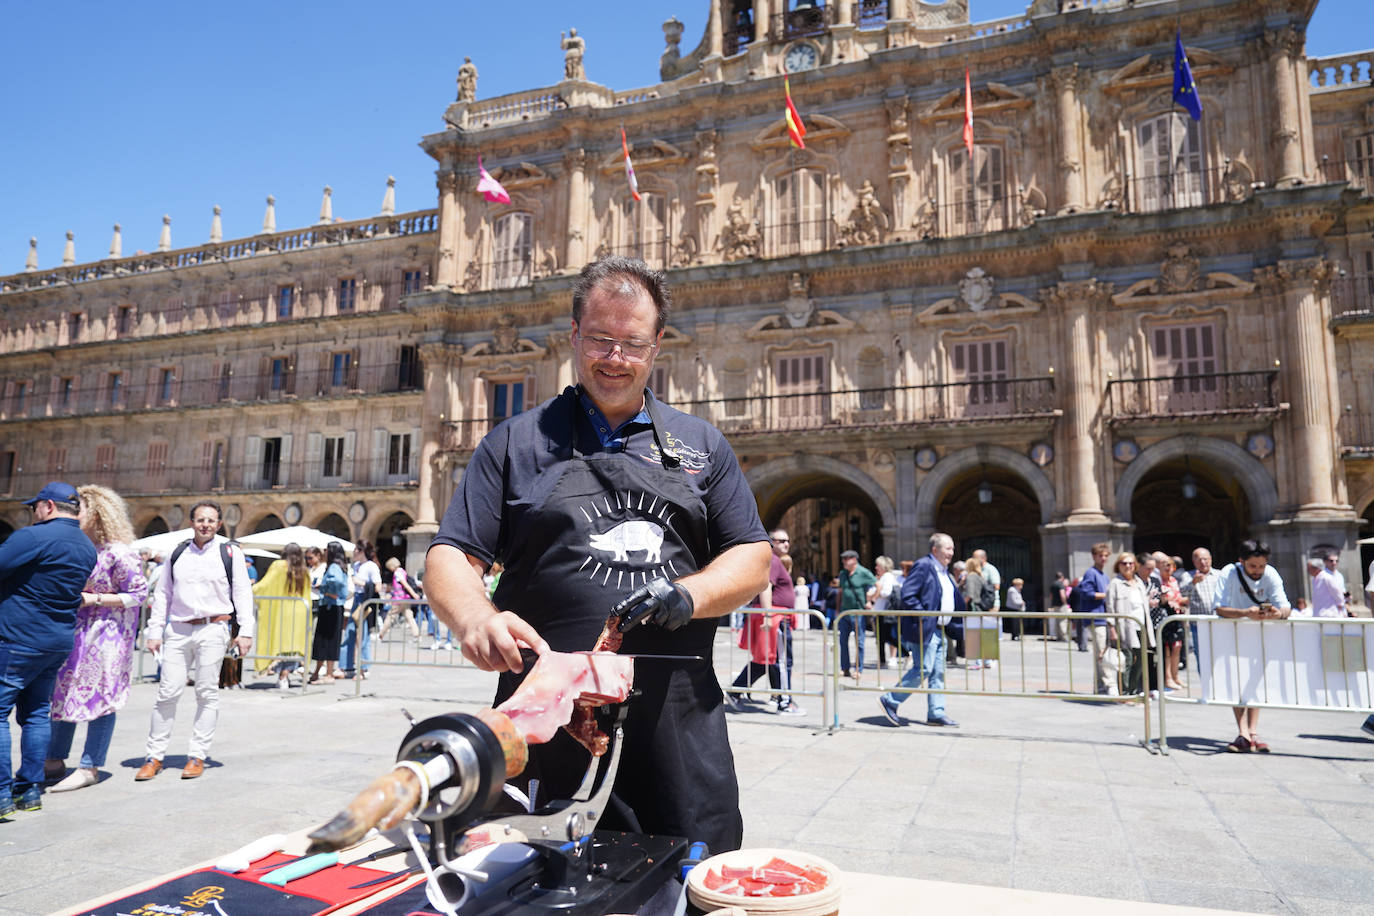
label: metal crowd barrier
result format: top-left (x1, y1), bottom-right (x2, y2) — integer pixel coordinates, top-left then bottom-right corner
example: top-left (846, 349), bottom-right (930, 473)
top-left (718, 608), bottom-right (830, 723)
top-left (343, 598), bottom-right (472, 699)
top-left (133, 595), bottom-right (320, 696)
top-left (1153, 613), bottom-right (1374, 755)
top-left (829, 609), bottom-right (1157, 742)
top-left (243, 595), bottom-right (318, 695)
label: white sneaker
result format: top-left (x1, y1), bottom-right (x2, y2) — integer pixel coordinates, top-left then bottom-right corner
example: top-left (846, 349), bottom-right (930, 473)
top-left (777, 701), bottom-right (805, 716)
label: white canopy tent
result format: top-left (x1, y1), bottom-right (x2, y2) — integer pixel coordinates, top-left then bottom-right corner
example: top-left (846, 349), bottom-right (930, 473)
top-left (130, 528), bottom-right (278, 559)
top-left (234, 525), bottom-right (354, 553)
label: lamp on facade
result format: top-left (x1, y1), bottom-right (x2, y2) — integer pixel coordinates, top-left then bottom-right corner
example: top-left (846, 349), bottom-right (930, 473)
top-left (1181, 455), bottom-right (1198, 500)
top-left (977, 464), bottom-right (993, 504)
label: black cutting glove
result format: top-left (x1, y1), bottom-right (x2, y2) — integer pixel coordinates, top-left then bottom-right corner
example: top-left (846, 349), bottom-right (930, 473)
top-left (613, 577), bottom-right (695, 633)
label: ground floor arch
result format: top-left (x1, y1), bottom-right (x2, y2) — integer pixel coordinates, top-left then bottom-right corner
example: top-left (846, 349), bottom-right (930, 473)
top-left (374, 510), bottom-right (415, 572)
top-left (746, 455), bottom-right (895, 583)
top-left (313, 512), bottom-right (351, 541)
top-left (140, 516), bottom-right (169, 538)
top-left (924, 450), bottom-right (1049, 613)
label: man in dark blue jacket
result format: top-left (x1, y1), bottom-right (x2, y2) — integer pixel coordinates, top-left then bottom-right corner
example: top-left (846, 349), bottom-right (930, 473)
top-left (0, 482), bottom-right (97, 819)
top-left (878, 532), bottom-right (963, 727)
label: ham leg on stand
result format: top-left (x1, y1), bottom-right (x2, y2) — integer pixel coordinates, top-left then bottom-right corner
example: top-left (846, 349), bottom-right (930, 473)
top-left (307, 650), bottom-right (633, 852)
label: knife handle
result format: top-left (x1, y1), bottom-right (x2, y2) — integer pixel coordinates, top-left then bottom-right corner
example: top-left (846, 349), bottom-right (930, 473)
top-left (260, 852), bottom-right (339, 886)
top-left (216, 834), bottom-right (289, 873)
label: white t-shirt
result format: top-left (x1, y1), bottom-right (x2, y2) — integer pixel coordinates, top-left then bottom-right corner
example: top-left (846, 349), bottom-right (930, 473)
top-left (872, 570), bottom-right (903, 612)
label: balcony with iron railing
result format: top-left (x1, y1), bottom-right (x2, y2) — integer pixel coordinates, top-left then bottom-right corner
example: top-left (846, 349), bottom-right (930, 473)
top-left (0, 456), bottom-right (419, 502)
top-left (442, 377), bottom-right (1057, 451)
top-left (1106, 370), bottom-right (1282, 425)
top-left (1338, 410), bottom-right (1374, 457)
top-left (1331, 275), bottom-right (1374, 323)
top-left (1120, 164), bottom-right (1253, 215)
top-left (1, 276), bottom-right (429, 355)
top-left (0, 359), bottom-right (423, 422)
top-left (1317, 155), bottom-right (1372, 195)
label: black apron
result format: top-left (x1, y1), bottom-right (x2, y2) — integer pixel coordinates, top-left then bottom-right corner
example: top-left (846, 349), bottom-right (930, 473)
top-left (489, 388), bottom-right (742, 853)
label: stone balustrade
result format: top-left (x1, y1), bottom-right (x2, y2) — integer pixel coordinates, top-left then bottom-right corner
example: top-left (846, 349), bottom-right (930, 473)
top-left (1308, 50), bottom-right (1373, 89)
top-left (2, 210), bottom-right (436, 294)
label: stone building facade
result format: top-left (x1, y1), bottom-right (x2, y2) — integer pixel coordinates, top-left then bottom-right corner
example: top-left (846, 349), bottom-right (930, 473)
top-left (2, 0), bottom-right (1371, 596)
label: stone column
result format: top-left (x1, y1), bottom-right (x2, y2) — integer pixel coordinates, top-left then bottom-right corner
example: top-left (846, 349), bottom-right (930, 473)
top-left (564, 148), bottom-right (588, 269)
top-left (1041, 279), bottom-right (1112, 522)
top-left (706, 0), bottom-right (724, 56)
top-left (1265, 257), bottom-right (1340, 510)
top-left (1051, 65), bottom-right (1084, 213)
top-left (413, 342), bottom-right (459, 528)
top-left (753, 0), bottom-right (771, 44)
top-left (434, 166), bottom-right (462, 288)
top-left (1264, 26), bottom-right (1307, 187)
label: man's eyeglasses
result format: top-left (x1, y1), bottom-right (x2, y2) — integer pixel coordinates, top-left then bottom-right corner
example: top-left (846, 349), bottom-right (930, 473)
top-left (576, 332), bottom-right (657, 363)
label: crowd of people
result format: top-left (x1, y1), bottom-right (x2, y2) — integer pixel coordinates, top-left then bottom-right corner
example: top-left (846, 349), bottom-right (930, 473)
top-left (0, 482), bottom-right (438, 817)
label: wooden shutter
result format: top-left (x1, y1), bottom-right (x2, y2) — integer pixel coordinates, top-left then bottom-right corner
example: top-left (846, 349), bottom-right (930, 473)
top-left (243, 436), bottom-right (262, 488)
top-left (306, 432), bottom-right (324, 487)
top-left (343, 430), bottom-right (357, 483)
top-left (774, 353), bottom-right (827, 428)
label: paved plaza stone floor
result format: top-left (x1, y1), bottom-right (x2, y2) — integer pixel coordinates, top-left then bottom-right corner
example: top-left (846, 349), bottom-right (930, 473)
top-left (3, 629), bottom-right (1372, 915)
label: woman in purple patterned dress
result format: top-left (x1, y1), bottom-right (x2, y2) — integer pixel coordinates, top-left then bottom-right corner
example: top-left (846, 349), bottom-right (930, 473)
top-left (43, 485), bottom-right (148, 791)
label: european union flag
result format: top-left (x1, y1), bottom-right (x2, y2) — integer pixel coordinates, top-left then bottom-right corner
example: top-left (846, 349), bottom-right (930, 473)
top-left (1173, 31), bottom-right (1203, 121)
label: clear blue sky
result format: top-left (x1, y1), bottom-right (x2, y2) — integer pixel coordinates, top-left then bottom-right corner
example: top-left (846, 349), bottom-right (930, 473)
top-left (1, 0), bottom-right (1363, 272)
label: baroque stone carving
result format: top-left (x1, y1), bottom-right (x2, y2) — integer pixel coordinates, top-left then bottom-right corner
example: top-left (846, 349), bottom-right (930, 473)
top-left (463, 258), bottom-right (482, 293)
top-left (1224, 159), bottom-right (1255, 202)
top-left (456, 57), bottom-right (478, 102)
top-left (695, 130), bottom-right (719, 204)
top-left (492, 314), bottom-right (519, 354)
top-left (912, 197), bottom-right (938, 239)
top-left (837, 181), bottom-right (890, 247)
top-left (958, 267), bottom-right (995, 311)
top-left (1039, 279), bottom-right (1116, 309)
top-left (718, 198), bottom-right (760, 261)
top-left (561, 28), bottom-right (585, 81)
top-left (784, 272), bottom-right (815, 328)
top-left (1019, 186), bottom-right (1047, 223)
top-left (670, 230), bottom-right (700, 268)
top-left (1159, 243), bottom-right (1201, 294)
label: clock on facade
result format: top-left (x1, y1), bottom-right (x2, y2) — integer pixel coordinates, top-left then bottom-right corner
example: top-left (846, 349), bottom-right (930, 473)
top-left (784, 43), bottom-right (819, 73)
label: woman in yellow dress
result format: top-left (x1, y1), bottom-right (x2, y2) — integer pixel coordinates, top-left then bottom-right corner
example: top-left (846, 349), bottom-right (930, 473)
top-left (252, 543), bottom-right (312, 689)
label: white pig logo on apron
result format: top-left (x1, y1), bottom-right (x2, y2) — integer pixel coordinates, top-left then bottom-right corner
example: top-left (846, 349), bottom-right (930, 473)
top-left (576, 490), bottom-right (681, 589)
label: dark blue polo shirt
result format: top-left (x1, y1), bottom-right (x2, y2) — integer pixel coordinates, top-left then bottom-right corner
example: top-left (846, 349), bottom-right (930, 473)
top-left (0, 516), bottom-right (98, 653)
top-left (433, 387), bottom-right (768, 569)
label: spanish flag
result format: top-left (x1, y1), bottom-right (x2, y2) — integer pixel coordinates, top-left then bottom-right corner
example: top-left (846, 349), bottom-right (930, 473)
top-left (784, 76), bottom-right (807, 149)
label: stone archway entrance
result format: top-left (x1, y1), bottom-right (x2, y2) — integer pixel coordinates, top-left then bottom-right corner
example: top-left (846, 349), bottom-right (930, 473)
top-left (747, 456), bottom-right (896, 584)
top-left (376, 512), bottom-right (415, 571)
top-left (141, 517), bottom-right (170, 538)
top-left (1128, 457), bottom-right (1250, 564)
top-left (935, 464), bottom-right (1045, 613)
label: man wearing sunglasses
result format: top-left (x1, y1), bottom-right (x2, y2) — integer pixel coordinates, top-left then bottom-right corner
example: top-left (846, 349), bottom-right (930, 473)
top-left (428, 256), bottom-right (770, 854)
top-left (0, 482), bottom-right (97, 819)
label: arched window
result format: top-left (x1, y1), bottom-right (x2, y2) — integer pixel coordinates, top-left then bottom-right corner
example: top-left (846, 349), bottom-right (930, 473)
top-left (773, 169), bottom-right (826, 255)
top-left (491, 212), bottom-right (532, 289)
top-left (946, 145), bottom-right (1007, 235)
top-left (1134, 112), bottom-right (1206, 212)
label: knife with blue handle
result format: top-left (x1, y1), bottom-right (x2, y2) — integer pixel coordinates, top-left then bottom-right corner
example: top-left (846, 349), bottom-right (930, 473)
top-left (260, 852), bottom-right (340, 886)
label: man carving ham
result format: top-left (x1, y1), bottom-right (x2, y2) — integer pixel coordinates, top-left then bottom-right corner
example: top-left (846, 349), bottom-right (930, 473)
top-left (426, 256), bottom-right (771, 854)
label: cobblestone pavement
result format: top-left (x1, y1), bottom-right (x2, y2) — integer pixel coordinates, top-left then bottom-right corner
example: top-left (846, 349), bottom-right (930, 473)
top-left (3, 628), bottom-right (1371, 915)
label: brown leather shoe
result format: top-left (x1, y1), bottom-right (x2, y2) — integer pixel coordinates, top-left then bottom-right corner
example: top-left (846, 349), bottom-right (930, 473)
top-left (181, 758), bottom-right (205, 780)
top-left (135, 759), bottom-right (163, 781)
